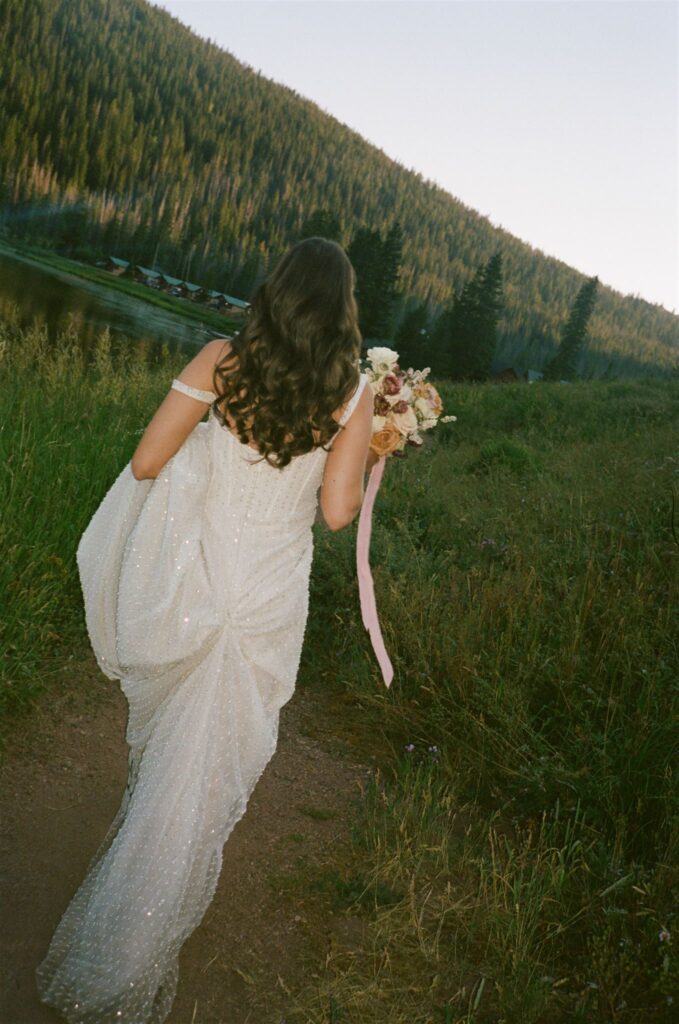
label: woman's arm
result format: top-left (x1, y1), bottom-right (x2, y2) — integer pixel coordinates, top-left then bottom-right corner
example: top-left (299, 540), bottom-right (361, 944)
top-left (130, 339), bottom-right (229, 480)
top-left (318, 387), bottom-right (376, 531)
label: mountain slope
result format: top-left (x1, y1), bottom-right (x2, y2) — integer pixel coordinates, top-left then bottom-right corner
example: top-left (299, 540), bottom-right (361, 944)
top-left (0, 0), bottom-right (676, 375)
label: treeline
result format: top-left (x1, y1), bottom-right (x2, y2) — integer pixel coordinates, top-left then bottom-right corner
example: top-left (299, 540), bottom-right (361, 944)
top-left (310, 209), bottom-right (606, 383)
top-left (0, 0), bottom-right (677, 377)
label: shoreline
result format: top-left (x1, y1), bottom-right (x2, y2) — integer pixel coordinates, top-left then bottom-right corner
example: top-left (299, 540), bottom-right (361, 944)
top-left (0, 236), bottom-right (243, 339)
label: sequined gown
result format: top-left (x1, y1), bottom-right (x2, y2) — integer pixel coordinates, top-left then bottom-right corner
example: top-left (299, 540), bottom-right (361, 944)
top-left (35, 372), bottom-right (370, 1024)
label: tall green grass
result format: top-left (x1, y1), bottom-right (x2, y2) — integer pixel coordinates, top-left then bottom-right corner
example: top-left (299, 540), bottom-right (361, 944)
top-left (297, 373), bottom-right (679, 1021)
top-left (0, 305), bottom-right (185, 718)
top-left (1, 314), bottom-right (677, 1020)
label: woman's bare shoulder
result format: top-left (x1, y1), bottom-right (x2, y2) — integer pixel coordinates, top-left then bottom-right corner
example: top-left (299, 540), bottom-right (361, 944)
top-left (182, 337), bottom-right (233, 394)
top-left (204, 336), bottom-right (233, 365)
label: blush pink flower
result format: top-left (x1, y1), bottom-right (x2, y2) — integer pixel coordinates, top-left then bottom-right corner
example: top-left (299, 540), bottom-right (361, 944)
top-left (382, 373), bottom-right (402, 395)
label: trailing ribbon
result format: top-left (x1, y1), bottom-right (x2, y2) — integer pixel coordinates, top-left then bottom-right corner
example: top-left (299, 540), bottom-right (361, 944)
top-left (356, 455), bottom-right (394, 688)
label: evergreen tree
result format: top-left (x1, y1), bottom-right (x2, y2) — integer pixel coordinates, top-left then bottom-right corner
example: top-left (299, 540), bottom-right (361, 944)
top-left (347, 226), bottom-right (382, 339)
top-left (473, 251), bottom-right (504, 377)
top-left (348, 222), bottom-right (403, 340)
top-left (230, 250), bottom-right (261, 298)
top-left (423, 300), bottom-right (456, 375)
top-left (543, 275), bottom-right (599, 381)
top-left (378, 221), bottom-right (403, 338)
top-left (55, 203), bottom-right (89, 255)
top-left (442, 252), bottom-right (504, 380)
top-left (299, 209), bottom-right (341, 242)
top-left (394, 299), bottom-right (430, 369)
top-left (445, 272), bottom-right (484, 379)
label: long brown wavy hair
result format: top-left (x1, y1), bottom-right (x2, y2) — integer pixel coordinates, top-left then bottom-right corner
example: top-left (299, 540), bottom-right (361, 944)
top-left (211, 237), bottom-right (363, 469)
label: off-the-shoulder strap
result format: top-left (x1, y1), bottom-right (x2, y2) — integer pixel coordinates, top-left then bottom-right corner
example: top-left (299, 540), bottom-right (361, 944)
top-left (337, 373), bottom-right (370, 427)
top-left (171, 378), bottom-right (218, 403)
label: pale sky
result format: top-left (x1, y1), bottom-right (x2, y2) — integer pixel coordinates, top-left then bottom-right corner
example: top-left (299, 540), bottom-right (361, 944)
top-left (154, 0), bottom-right (679, 314)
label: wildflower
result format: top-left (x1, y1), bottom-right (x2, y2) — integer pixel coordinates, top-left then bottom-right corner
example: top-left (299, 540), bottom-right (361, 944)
top-left (404, 743), bottom-right (415, 753)
top-left (658, 927), bottom-right (671, 943)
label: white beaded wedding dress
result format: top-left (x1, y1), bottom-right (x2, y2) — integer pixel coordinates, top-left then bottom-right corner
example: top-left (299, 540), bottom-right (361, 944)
top-left (36, 370), bottom-right (370, 1024)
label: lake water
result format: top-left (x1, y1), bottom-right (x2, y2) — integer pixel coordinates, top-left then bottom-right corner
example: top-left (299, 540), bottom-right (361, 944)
top-left (0, 247), bottom-right (229, 363)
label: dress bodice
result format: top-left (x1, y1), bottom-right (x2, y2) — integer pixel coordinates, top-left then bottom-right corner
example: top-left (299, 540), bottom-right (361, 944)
top-left (170, 373), bottom-right (371, 529)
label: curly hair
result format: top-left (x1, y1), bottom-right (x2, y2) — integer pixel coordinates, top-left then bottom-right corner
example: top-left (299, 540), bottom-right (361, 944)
top-left (210, 236), bottom-right (363, 469)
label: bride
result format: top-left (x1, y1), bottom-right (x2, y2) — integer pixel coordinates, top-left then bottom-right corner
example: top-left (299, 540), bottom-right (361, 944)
top-left (36, 236), bottom-right (378, 1023)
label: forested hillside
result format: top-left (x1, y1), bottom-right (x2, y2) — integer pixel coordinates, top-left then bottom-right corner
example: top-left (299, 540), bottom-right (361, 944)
top-left (0, 0), bottom-right (676, 375)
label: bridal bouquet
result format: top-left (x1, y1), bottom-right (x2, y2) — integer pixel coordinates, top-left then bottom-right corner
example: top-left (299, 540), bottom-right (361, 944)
top-left (363, 346), bottom-right (457, 458)
top-left (356, 346), bottom-right (457, 690)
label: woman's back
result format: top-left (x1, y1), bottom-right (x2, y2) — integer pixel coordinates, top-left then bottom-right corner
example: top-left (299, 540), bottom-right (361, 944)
top-left (36, 238), bottom-right (375, 1024)
top-left (169, 342), bottom-right (373, 532)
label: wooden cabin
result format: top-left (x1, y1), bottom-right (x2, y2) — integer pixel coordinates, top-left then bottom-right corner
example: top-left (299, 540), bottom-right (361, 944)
top-left (159, 273), bottom-right (183, 296)
top-left (99, 256), bottom-right (130, 276)
top-left (206, 290), bottom-right (227, 309)
top-left (182, 281), bottom-right (207, 302)
top-left (96, 256), bottom-right (251, 313)
top-left (132, 265), bottom-right (162, 287)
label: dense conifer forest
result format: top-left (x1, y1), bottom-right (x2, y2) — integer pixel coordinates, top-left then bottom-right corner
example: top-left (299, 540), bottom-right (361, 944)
top-left (0, 0), bottom-right (676, 376)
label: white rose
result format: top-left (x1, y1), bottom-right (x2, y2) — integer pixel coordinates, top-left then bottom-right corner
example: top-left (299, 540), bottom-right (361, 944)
top-left (372, 414), bottom-right (387, 432)
top-left (414, 397), bottom-right (432, 419)
top-left (392, 406), bottom-right (418, 436)
top-left (367, 346), bottom-right (400, 375)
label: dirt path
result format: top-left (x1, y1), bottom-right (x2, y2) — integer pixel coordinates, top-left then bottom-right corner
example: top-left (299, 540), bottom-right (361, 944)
top-left (0, 652), bottom-right (379, 1023)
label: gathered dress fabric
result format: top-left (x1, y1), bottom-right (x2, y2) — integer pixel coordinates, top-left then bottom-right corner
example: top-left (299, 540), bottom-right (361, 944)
top-left (35, 371), bottom-right (370, 1024)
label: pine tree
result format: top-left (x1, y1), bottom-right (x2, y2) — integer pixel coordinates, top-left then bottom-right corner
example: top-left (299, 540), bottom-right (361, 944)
top-left (441, 252), bottom-right (503, 380)
top-left (348, 223), bottom-right (403, 340)
top-left (424, 301), bottom-right (456, 375)
top-left (377, 221), bottom-right (403, 338)
top-left (55, 203), bottom-right (89, 255)
top-left (473, 251), bottom-right (504, 377)
top-left (543, 275), bottom-right (599, 381)
top-left (230, 249), bottom-right (261, 299)
top-left (394, 299), bottom-right (430, 369)
top-left (299, 208), bottom-right (341, 242)
top-left (347, 226), bottom-right (384, 339)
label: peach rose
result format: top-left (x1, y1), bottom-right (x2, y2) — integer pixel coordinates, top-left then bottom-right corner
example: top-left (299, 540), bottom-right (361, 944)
top-left (413, 382), bottom-right (443, 416)
top-left (370, 419), bottom-right (404, 457)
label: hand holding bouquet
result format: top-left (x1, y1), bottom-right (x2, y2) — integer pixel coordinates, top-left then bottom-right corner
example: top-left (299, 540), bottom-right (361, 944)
top-left (356, 346), bottom-right (457, 689)
top-left (363, 346), bottom-right (457, 459)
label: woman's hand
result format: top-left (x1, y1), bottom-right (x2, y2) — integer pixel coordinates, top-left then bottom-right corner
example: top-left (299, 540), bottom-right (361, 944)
top-left (365, 446), bottom-right (381, 474)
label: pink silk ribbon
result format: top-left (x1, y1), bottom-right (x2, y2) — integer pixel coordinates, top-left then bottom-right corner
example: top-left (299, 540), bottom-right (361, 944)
top-left (356, 455), bottom-right (394, 688)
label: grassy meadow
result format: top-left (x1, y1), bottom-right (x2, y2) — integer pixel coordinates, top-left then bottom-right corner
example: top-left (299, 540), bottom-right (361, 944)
top-left (1, 310), bottom-right (677, 1021)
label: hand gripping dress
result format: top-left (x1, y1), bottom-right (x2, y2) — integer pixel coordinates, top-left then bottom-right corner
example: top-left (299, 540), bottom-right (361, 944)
top-left (35, 371), bottom-right (370, 1024)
